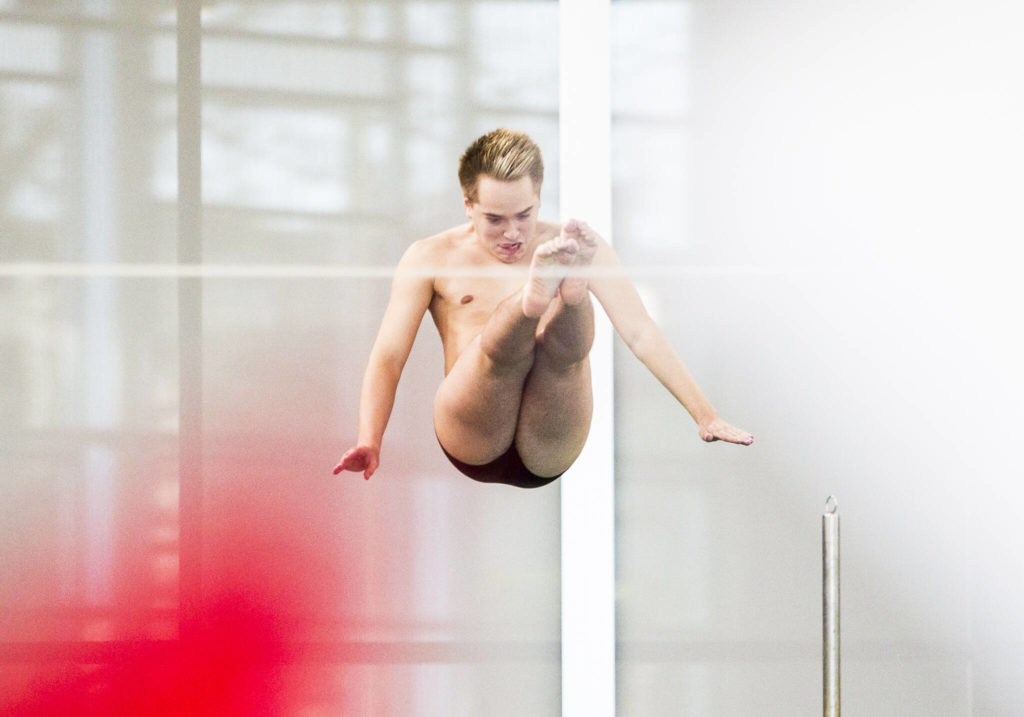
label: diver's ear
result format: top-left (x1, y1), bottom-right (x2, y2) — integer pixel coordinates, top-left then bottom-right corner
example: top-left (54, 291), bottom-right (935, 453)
top-left (464, 196), bottom-right (473, 219)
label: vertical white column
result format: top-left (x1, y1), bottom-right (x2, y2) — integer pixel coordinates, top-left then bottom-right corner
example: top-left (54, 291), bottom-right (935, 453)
top-left (559, 1), bottom-right (615, 716)
top-left (80, 0), bottom-right (119, 608)
top-left (177, 0), bottom-right (204, 641)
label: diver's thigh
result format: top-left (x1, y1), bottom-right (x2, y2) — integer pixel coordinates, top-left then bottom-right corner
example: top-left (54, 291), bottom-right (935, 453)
top-left (433, 336), bottom-right (531, 465)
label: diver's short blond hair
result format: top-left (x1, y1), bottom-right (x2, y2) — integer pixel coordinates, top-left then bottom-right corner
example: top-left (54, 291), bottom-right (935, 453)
top-left (458, 129), bottom-right (544, 203)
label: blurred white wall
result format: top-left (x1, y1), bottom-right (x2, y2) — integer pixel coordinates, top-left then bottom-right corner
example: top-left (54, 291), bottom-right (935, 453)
top-left (612, 1), bottom-right (1024, 715)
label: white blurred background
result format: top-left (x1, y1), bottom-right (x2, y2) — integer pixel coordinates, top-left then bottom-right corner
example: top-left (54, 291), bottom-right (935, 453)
top-left (1, 1), bottom-right (1022, 715)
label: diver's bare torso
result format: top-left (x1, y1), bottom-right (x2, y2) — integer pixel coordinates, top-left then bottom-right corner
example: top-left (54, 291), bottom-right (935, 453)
top-left (420, 220), bottom-right (562, 374)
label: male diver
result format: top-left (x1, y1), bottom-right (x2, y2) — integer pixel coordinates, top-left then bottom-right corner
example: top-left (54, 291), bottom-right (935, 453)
top-left (334, 129), bottom-right (752, 488)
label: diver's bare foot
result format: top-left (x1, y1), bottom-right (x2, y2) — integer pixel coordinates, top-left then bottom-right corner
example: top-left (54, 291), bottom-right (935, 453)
top-left (522, 235), bottom-right (578, 318)
top-left (559, 219), bottom-right (599, 305)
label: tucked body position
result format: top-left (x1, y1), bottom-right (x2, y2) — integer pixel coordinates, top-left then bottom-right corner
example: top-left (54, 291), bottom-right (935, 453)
top-left (334, 129), bottom-right (753, 488)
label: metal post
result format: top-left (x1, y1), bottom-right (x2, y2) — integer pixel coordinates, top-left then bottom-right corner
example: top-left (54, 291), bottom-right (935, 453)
top-left (823, 496), bottom-right (841, 717)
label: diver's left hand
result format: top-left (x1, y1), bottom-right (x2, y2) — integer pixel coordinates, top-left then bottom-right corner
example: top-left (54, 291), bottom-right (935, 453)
top-left (698, 418), bottom-right (754, 446)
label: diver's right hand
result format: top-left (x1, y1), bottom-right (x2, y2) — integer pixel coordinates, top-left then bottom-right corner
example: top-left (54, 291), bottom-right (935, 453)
top-left (333, 446), bottom-right (380, 480)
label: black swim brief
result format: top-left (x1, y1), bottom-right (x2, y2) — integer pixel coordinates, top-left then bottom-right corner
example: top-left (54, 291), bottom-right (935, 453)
top-left (438, 440), bottom-right (561, 489)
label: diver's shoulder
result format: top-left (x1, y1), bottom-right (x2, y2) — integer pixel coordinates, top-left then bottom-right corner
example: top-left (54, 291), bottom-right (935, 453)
top-left (537, 220), bottom-right (561, 239)
top-left (419, 223), bottom-right (475, 251)
top-left (403, 224), bottom-right (471, 263)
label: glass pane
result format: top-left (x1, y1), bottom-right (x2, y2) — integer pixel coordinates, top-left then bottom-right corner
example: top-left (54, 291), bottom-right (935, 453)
top-left (611, 1), bottom-right (1024, 715)
top-left (195, 3), bottom-right (561, 710)
top-left (2, 1), bottom-right (560, 714)
top-left (1, 1), bottom-right (181, 709)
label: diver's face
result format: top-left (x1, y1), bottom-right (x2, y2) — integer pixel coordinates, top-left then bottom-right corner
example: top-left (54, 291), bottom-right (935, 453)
top-left (465, 175), bottom-right (540, 264)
